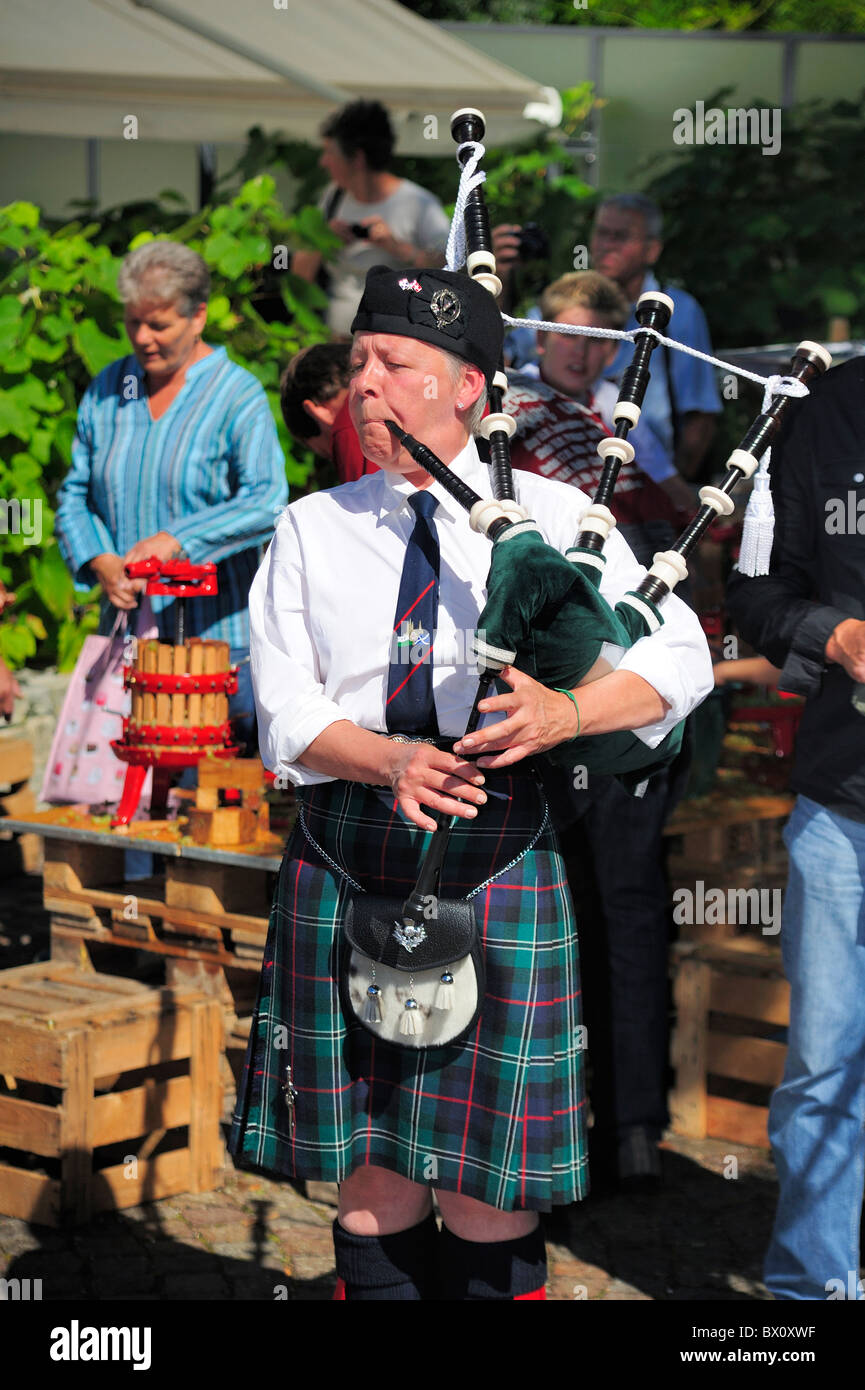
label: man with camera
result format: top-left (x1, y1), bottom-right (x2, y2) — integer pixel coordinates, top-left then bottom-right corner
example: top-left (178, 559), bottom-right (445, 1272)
top-left (495, 193), bottom-right (721, 482)
top-left (292, 100), bottom-right (450, 337)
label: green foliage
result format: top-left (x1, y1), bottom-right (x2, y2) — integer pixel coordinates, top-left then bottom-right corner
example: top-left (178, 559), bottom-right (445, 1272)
top-left (401, 0), bottom-right (865, 32)
top-left (6, 73), bottom-right (862, 676)
top-left (0, 176), bottom-right (337, 670)
top-left (558, 91), bottom-right (865, 465)
top-left (215, 128), bottom-right (329, 212)
top-left (645, 92), bottom-right (865, 349)
top-left (558, 91), bottom-right (865, 349)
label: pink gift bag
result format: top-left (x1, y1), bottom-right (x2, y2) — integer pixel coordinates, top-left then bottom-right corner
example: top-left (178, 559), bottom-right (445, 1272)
top-left (40, 600), bottom-right (158, 809)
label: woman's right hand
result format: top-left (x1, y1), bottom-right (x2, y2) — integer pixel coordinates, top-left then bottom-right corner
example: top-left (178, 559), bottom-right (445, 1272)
top-left (387, 742), bottom-right (488, 833)
top-left (90, 553), bottom-right (144, 611)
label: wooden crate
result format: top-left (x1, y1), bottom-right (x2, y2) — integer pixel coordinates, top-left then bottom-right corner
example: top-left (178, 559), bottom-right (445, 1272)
top-left (0, 731), bottom-right (34, 790)
top-left (188, 756), bottom-right (270, 847)
top-left (0, 962), bottom-right (223, 1225)
top-left (0, 732), bottom-right (40, 876)
top-left (670, 941), bottom-right (789, 1149)
top-left (40, 836), bottom-right (273, 1119)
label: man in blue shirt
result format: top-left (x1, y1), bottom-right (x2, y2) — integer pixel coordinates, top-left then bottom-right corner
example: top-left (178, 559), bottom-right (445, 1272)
top-left (497, 193), bottom-right (722, 482)
top-left (592, 194), bottom-right (721, 482)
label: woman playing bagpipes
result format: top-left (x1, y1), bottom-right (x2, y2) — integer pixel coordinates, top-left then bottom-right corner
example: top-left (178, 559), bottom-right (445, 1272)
top-left (228, 259), bottom-right (713, 1301)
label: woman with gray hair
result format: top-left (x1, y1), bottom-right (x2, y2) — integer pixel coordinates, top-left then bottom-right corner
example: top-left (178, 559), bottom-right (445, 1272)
top-left (55, 241), bottom-right (287, 754)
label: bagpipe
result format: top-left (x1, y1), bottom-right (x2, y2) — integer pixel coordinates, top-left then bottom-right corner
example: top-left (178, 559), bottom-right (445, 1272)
top-left (389, 107), bottom-right (832, 786)
top-left (345, 111), bottom-right (834, 1045)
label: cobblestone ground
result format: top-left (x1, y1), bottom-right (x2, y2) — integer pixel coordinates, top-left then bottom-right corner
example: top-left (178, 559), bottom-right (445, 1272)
top-left (0, 1141), bottom-right (778, 1302)
top-left (0, 873), bottom-right (778, 1302)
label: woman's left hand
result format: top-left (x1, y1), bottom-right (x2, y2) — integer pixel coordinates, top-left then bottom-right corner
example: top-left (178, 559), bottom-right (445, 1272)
top-left (452, 665), bottom-right (579, 770)
top-left (122, 532), bottom-right (182, 568)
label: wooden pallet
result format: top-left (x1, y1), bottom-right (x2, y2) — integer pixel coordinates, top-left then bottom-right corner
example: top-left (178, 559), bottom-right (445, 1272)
top-left (670, 940), bottom-right (789, 1149)
top-left (0, 961), bottom-right (223, 1225)
top-left (44, 851), bottom-right (273, 964)
top-left (665, 793), bottom-right (792, 946)
top-left (665, 793), bottom-right (793, 871)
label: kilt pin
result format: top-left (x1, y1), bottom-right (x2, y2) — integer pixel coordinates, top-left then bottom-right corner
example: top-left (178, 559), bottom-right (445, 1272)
top-left (228, 773), bottom-right (589, 1213)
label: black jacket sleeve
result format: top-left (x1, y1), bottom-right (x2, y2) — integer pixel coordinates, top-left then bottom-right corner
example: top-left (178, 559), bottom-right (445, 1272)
top-left (726, 378), bottom-right (852, 697)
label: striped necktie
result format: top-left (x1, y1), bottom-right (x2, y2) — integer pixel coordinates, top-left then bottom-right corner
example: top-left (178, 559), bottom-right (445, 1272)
top-left (386, 491), bottom-right (440, 735)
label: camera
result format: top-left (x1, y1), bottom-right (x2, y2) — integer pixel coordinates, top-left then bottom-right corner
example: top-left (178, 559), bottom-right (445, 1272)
top-left (517, 222), bottom-right (549, 261)
top-left (350, 223), bottom-right (370, 240)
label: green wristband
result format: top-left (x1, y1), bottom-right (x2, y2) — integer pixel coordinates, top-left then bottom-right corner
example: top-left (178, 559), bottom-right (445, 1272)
top-left (555, 686), bottom-right (581, 737)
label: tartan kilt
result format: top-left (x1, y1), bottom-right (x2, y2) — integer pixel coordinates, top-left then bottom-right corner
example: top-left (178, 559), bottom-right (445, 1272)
top-left (228, 772), bottom-right (588, 1212)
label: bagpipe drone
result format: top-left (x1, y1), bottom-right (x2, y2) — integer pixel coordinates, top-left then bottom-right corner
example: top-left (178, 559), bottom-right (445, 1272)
top-left (388, 107), bottom-right (831, 788)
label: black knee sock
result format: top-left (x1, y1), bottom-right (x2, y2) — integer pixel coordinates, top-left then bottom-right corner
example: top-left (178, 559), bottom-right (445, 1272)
top-left (438, 1223), bottom-right (547, 1301)
top-left (332, 1211), bottom-right (439, 1300)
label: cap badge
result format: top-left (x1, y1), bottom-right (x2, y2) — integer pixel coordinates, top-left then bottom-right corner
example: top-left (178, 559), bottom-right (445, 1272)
top-left (430, 287), bottom-right (461, 329)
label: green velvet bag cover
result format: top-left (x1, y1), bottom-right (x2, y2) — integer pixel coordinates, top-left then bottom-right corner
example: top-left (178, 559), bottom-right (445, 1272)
top-left (476, 528), bottom-right (684, 781)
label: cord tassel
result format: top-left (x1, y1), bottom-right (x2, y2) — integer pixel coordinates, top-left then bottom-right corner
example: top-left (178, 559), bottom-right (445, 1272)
top-left (738, 374), bottom-right (809, 578)
top-left (435, 970), bottom-right (455, 1011)
top-left (400, 998), bottom-right (422, 1035)
top-left (738, 453), bottom-right (775, 577)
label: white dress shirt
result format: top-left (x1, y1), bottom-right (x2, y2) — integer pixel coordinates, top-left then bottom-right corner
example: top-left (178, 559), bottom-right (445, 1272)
top-left (250, 437), bottom-right (713, 786)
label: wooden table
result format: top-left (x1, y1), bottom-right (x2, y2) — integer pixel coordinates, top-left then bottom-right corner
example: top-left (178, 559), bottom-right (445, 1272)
top-left (1, 810), bottom-right (290, 1112)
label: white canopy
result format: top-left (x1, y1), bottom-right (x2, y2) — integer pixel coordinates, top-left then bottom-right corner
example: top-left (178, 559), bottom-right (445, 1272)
top-left (0, 0), bottom-right (560, 152)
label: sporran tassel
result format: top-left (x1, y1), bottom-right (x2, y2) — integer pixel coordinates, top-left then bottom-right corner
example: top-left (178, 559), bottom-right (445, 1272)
top-left (364, 983), bottom-right (383, 1024)
top-left (435, 970), bottom-right (455, 1011)
top-left (400, 998), bottom-right (422, 1036)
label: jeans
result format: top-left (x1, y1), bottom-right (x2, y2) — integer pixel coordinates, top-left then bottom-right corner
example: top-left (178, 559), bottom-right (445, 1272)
top-left (227, 647), bottom-right (257, 757)
top-left (764, 794), bottom-right (865, 1300)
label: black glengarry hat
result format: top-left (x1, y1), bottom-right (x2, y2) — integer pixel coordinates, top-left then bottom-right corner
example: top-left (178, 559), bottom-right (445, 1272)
top-left (350, 266), bottom-right (502, 386)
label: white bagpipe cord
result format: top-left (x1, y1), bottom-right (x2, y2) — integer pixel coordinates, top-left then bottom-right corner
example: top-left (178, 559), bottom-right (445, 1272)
top-left (441, 123), bottom-right (821, 586)
top-left (445, 141), bottom-right (487, 274)
top-left (737, 375), bottom-right (809, 577)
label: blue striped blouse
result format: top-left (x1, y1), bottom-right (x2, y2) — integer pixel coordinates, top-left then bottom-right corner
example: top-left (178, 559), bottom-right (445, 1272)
top-left (55, 347), bottom-right (288, 648)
